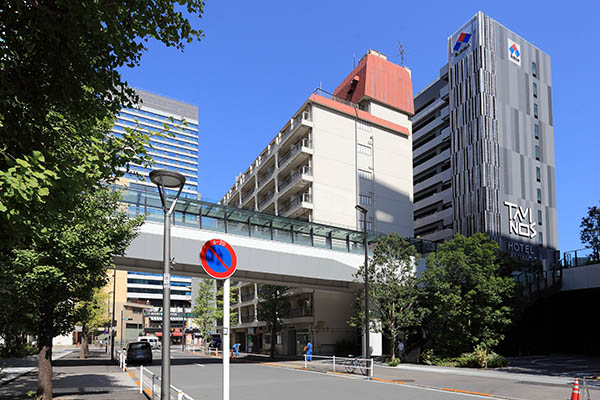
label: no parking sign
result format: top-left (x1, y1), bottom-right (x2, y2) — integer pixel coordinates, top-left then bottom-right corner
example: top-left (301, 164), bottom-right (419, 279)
top-left (199, 239), bottom-right (237, 279)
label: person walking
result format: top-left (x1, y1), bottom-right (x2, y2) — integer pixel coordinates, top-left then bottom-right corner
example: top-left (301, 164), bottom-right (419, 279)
top-left (306, 341), bottom-right (313, 362)
top-left (396, 339), bottom-right (405, 362)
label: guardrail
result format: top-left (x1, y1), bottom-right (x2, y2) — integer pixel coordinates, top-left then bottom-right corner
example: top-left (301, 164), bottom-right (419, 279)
top-left (562, 247), bottom-right (599, 268)
top-left (302, 354), bottom-right (373, 379)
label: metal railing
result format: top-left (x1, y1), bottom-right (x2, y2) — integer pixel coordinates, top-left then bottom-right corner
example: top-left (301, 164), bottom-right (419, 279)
top-left (139, 365), bottom-right (195, 400)
top-left (312, 88), bottom-right (359, 109)
top-left (279, 193), bottom-right (312, 216)
top-left (240, 292), bottom-right (255, 302)
top-left (302, 354), bottom-right (373, 378)
top-left (277, 166), bottom-right (312, 193)
top-left (257, 191), bottom-right (275, 209)
top-left (280, 110), bottom-right (312, 143)
top-left (241, 314), bottom-right (255, 323)
top-left (278, 138), bottom-right (313, 168)
top-left (257, 167), bottom-right (275, 187)
top-left (513, 267), bottom-right (562, 297)
top-left (282, 306), bottom-right (312, 318)
top-left (115, 185), bottom-right (438, 255)
top-left (562, 248), bottom-right (599, 268)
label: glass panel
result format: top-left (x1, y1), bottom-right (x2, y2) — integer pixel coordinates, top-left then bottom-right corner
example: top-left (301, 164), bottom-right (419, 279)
top-left (313, 235), bottom-right (329, 249)
top-left (294, 230), bottom-right (312, 246)
top-left (272, 227), bottom-right (293, 243)
top-left (332, 238), bottom-right (348, 252)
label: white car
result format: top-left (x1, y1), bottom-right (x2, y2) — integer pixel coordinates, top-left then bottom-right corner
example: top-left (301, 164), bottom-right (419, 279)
top-left (137, 336), bottom-right (161, 350)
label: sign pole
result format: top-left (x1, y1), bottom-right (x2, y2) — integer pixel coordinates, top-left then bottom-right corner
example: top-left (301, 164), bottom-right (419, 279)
top-left (223, 277), bottom-right (230, 400)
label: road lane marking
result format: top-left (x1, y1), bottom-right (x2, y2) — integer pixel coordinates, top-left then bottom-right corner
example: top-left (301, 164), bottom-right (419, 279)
top-left (442, 388), bottom-right (493, 397)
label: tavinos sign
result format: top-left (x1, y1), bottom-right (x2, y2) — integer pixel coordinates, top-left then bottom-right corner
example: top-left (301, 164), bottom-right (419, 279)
top-left (504, 201), bottom-right (537, 239)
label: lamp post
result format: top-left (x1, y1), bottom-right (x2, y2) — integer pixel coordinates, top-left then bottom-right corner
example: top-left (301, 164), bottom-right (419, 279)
top-left (150, 169), bottom-right (186, 399)
top-left (355, 205), bottom-right (369, 360)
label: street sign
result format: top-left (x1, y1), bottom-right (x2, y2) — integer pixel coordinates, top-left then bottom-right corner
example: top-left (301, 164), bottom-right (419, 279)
top-left (200, 239), bottom-right (237, 279)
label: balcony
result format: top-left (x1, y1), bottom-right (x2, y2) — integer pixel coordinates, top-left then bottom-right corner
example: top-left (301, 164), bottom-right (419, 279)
top-left (282, 306), bottom-right (312, 319)
top-left (241, 292), bottom-right (256, 303)
top-left (279, 192), bottom-right (313, 218)
top-left (257, 167), bottom-right (275, 187)
top-left (279, 110), bottom-right (313, 148)
top-left (241, 187), bottom-right (256, 204)
top-left (277, 138), bottom-right (313, 170)
top-left (241, 314), bottom-right (255, 324)
top-left (277, 166), bottom-right (312, 197)
top-left (257, 191), bottom-right (275, 210)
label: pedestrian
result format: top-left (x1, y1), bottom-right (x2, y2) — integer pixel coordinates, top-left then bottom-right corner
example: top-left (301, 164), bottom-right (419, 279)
top-left (396, 339), bottom-right (405, 362)
top-left (232, 343), bottom-right (240, 358)
top-left (305, 340), bottom-right (313, 362)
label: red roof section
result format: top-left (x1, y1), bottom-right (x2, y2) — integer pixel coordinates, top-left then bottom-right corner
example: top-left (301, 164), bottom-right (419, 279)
top-left (332, 54), bottom-right (414, 116)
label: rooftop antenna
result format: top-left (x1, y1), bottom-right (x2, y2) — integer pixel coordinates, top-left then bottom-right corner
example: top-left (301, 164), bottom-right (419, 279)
top-left (397, 41), bottom-right (405, 66)
top-left (353, 54), bottom-right (356, 68)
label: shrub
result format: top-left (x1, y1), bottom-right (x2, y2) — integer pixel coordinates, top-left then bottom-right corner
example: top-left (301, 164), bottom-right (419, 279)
top-left (420, 348), bottom-right (507, 369)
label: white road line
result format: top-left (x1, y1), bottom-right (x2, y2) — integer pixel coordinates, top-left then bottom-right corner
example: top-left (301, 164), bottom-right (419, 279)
top-left (195, 364), bottom-right (205, 367)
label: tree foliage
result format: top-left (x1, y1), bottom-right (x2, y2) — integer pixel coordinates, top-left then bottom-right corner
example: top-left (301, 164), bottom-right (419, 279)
top-left (349, 234), bottom-right (424, 360)
top-left (580, 203), bottom-right (600, 262)
top-left (192, 279), bottom-right (218, 341)
top-left (421, 233), bottom-right (516, 357)
top-left (257, 285), bottom-right (290, 358)
top-left (73, 288), bottom-right (110, 359)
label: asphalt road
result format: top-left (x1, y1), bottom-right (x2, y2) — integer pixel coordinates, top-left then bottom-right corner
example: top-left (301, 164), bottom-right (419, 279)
top-left (127, 350), bottom-right (600, 400)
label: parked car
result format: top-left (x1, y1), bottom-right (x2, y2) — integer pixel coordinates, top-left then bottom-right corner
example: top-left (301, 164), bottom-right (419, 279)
top-left (137, 336), bottom-right (161, 349)
top-left (126, 341), bottom-right (152, 364)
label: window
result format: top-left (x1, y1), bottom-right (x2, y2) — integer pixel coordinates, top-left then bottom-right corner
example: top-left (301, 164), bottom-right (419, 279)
top-left (535, 145), bottom-right (541, 160)
top-left (534, 124), bottom-right (540, 139)
top-left (359, 194), bottom-right (372, 206)
top-left (357, 144), bottom-right (372, 155)
top-left (358, 169), bottom-right (372, 180)
top-left (359, 218), bottom-right (373, 232)
top-left (537, 209), bottom-right (543, 225)
top-left (538, 231), bottom-right (544, 246)
top-left (533, 103), bottom-right (539, 119)
top-left (536, 166), bottom-right (541, 182)
top-left (357, 120), bottom-right (371, 131)
top-left (537, 188), bottom-right (542, 204)
top-left (532, 62), bottom-right (537, 77)
top-left (533, 82), bottom-right (538, 98)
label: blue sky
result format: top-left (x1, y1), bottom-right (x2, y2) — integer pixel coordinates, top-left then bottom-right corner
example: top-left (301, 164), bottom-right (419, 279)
top-left (119, 0), bottom-right (599, 253)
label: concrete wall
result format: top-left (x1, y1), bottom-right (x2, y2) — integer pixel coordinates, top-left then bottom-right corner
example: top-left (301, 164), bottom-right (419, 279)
top-left (562, 264), bottom-right (600, 291)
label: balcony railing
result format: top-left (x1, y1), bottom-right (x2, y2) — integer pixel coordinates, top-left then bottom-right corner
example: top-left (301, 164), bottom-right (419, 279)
top-left (279, 193), bottom-right (312, 216)
top-left (257, 167), bottom-right (275, 187)
top-left (562, 248), bottom-right (599, 268)
top-left (241, 187), bottom-right (255, 203)
top-left (278, 139), bottom-right (313, 169)
top-left (257, 191), bottom-right (275, 209)
top-left (280, 110), bottom-right (312, 144)
top-left (241, 292), bottom-right (255, 302)
top-left (278, 166), bottom-right (312, 193)
top-left (282, 306), bottom-right (312, 318)
top-left (241, 314), bottom-right (255, 324)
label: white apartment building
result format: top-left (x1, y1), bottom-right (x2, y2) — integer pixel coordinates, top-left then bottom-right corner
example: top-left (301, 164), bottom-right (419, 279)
top-left (219, 50), bottom-right (415, 356)
top-left (223, 50), bottom-right (414, 235)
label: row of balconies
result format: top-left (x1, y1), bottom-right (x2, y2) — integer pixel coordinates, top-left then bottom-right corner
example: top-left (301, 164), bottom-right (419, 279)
top-left (223, 109), bottom-right (313, 203)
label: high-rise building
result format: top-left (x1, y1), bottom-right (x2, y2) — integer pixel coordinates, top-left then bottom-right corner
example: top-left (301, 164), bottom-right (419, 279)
top-left (112, 88), bottom-right (200, 198)
top-left (220, 50), bottom-right (415, 356)
top-left (111, 89), bottom-right (199, 344)
top-left (413, 11), bottom-right (558, 266)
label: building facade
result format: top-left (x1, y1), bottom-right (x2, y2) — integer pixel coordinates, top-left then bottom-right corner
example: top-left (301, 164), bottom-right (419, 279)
top-left (219, 50), bottom-right (415, 356)
top-left (413, 12), bottom-right (558, 266)
top-left (112, 88), bottom-right (200, 199)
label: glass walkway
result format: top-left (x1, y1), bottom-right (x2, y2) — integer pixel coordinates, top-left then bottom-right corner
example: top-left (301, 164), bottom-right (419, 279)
top-left (117, 186), bottom-right (439, 256)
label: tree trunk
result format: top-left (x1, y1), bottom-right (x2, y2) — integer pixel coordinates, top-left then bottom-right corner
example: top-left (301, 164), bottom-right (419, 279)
top-left (36, 333), bottom-right (53, 400)
top-left (269, 328), bottom-right (275, 359)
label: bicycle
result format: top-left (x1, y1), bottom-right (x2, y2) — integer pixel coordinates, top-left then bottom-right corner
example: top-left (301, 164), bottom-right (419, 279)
top-left (344, 355), bottom-right (368, 376)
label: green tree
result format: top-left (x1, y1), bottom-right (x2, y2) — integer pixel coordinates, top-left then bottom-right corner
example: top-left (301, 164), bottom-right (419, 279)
top-left (192, 279), bottom-right (218, 342)
top-left (3, 189), bottom-right (143, 399)
top-left (421, 233), bottom-right (516, 358)
top-left (349, 234), bottom-right (424, 361)
top-left (257, 285), bottom-right (290, 358)
top-left (73, 288), bottom-right (110, 359)
top-left (580, 204), bottom-right (600, 262)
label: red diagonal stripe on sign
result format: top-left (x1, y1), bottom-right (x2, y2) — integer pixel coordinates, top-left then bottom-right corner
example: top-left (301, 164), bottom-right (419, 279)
top-left (208, 246), bottom-right (230, 271)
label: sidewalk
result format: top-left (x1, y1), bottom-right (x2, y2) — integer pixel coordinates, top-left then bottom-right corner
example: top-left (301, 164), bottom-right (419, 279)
top-left (0, 347), bottom-right (145, 400)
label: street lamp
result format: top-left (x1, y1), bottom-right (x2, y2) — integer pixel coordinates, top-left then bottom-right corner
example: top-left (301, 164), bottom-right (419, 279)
top-left (150, 169), bottom-right (186, 398)
top-left (355, 205), bottom-right (369, 360)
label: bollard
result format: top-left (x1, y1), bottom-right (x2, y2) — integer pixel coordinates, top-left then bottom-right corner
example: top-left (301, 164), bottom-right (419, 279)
top-left (333, 355), bottom-right (336, 372)
top-left (304, 354), bottom-right (307, 369)
top-left (151, 374), bottom-right (155, 400)
top-left (369, 358), bottom-right (374, 379)
top-left (140, 366), bottom-right (143, 394)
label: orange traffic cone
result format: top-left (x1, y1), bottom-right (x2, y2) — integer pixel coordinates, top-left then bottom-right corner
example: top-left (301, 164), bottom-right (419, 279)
top-left (570, 378), bottom-right (581, 400)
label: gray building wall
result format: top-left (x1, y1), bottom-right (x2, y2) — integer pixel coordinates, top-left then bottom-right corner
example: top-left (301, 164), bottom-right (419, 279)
top-left (412, 11), bottom-right (558, 265)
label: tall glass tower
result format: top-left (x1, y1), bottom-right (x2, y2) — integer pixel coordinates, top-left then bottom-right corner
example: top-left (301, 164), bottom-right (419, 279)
top-left (112, 88), bottom-right (200, 199)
